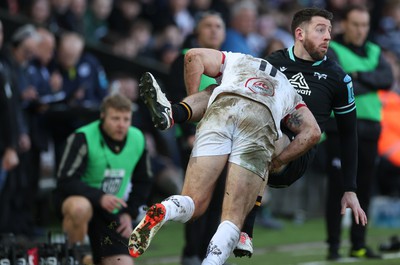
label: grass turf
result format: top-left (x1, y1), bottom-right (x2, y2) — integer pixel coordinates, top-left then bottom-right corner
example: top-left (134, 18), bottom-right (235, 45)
top-left (133, 217), bottom-right (400, 265)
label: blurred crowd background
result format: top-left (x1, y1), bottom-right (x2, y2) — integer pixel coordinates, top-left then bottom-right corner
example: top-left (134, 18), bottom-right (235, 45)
top-left (0, 0), bottom-right (399, 245)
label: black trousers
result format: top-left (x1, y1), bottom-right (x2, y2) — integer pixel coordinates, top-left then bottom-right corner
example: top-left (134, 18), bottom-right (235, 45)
top-left (325, 123), bottom-right (379, 251)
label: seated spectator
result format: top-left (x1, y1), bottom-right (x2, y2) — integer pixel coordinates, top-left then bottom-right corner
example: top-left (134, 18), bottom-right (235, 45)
top-left (0, 23), bottom-right (37, 238)
top-left (149, 0), bottom-right (195, 41)
top-left (47, 0), bottom-right (75, 35)
top-left (108, 0), bottom-right (143, 37)
top-left (24, 0), bottom-right (52, 27)
top-left (54, 32), bottom-right (108, 108)
top-left (111, 36), bottom-right (139, 60)
top-left (50, 32), bottom-right (108, 166)
top-left (221, 0), bottom-right (258, 56)
top-left (69, 0), bottom-right (87, 34)
top-left (83, 0), bottom-right (113, 44)
top-left (248, 12), bottom-right (293, 57)
top-left (25, 28), bottom-right (59, 228)
top-left (128, 19), bottom-right (153, 57)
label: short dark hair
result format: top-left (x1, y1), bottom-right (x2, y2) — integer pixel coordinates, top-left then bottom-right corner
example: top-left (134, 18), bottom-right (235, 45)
top-left (291, 8), bottom-right (333, 36)
top-left (100, 93), bottom-right (132, 113)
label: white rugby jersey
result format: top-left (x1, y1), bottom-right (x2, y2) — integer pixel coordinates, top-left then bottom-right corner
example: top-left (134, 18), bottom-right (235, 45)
top-left (209, 51), bottom-right (305, 138)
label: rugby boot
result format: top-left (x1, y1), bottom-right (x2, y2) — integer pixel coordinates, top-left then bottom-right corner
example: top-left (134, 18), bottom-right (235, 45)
top-left (349, 246), bottom-right (382, 259)
top-left (233, 232), bottom-right (253, 258)
top-left (128, 203), bottom-right (167, 258)
top-left (139, 72), bottom-right (174, 130)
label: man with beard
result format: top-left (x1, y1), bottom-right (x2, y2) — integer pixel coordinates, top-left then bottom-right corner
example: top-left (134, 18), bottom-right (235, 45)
top-left (325, 5), bottom-right (393, 260)
top-left (139, 7), bottom-right (366, 258)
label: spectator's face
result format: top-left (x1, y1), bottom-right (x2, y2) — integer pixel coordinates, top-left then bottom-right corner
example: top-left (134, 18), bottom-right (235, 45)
top-left (70, 0), bottom-right (87, 16)
top-left (118, 78), bottom-right (139, 102)
top-left (120, 0), bottom-right (141, 19)
top-left (301, 16), bottom-right (332, 60)
top-left (197, 15), bottom-right (225, 49)
top-left (342, 9), bottom-right (370, 47)
top-left (92, 0), bottom-right (112, 19)
top-left (31, 0), bottom-right (50, 24)
top-left (16, 36), bottom-right (39, 65)
top-left (257, 15), bottom-right (276, 39)
top-left (37, 32), bottom-right (55, 65)
top-left (232, 8), bottom-right (257, 36)
top-left (101, 107), bottom-right (132, 141)
top-left (58, 36), bottom-right (84, 69)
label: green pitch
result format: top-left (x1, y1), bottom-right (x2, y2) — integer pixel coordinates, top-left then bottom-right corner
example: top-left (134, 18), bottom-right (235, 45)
top-left (134, 218), bottom-right (400, 265)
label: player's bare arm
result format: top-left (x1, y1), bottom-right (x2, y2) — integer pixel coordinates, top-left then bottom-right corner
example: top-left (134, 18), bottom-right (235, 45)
top-left (272, 106), bottom-right (321, 169)
top-left (184, 48), bottom-right (223, 95)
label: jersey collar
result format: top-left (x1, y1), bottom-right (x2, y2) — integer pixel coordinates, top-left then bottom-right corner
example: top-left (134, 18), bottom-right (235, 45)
top-left (288, 46), bottom-right (327, 66)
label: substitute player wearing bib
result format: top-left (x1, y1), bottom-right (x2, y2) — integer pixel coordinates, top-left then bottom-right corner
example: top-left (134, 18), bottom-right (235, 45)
top-left (54, 93), bottom-right (153, 265)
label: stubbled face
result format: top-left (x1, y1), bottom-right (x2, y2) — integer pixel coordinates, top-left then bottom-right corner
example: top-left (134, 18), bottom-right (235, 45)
top-left (197, 15), bottom-right (225, 49)
top-left (101, 107), bottom-right (132, 141)
top-left (342, 9), bottom-right (370, 47)
top-left (302, 16), bottom-right (332, 60)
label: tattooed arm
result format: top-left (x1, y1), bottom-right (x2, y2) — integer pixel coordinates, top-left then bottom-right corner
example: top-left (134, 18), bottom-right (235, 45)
top-left (271, 106), bottom-right (321, 170)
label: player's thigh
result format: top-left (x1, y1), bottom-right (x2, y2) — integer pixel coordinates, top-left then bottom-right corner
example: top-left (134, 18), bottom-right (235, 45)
top-left (221, 162), bottom-right (265, 228)
top-left (182, 154), bottom-right (228, 214)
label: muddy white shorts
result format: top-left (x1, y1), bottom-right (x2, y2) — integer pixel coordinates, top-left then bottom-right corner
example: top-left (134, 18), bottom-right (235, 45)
top-left (191, 95), bottom-right (277, 179)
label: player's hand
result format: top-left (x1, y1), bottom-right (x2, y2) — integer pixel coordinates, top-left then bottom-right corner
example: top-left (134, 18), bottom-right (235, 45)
top-left (270, 157), bottom-right (286, 173)
top-left (340, 191), bottom-right (367, 226)
top-left (100, 194), bottom-right (127, 213)
top-left (117, 213), bottom-right (133, 238)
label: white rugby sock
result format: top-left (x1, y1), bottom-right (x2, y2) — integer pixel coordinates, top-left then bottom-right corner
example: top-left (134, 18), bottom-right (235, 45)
top-left (202, 220), bottom-right (240, 265)
top-left (161, 195), bottom-right (195, 223)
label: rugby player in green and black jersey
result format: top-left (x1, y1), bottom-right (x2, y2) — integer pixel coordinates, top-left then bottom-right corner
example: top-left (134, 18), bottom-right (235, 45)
top-left (138, 7), bottom-right (367, 259)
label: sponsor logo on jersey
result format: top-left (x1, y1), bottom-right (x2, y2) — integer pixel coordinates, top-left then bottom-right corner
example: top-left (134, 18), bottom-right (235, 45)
top-left (245, 77), bottom-right (274, 96)
top-left (344, 75), bottom-right (355, 103)
top-left (102, 169), bottom-right (125, 194)
top-left (314, 72), bottom-right (327, 80)
top-left (289, 72), bottom-right (311, 96)
top-left (279, 66), bottom-right (287, 72)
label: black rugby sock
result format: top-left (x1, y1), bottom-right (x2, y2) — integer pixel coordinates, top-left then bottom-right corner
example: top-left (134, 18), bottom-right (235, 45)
top-left (242, 196), bottom-right (262, 238)
top-left (172, 102), bottom-right (192, 123)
